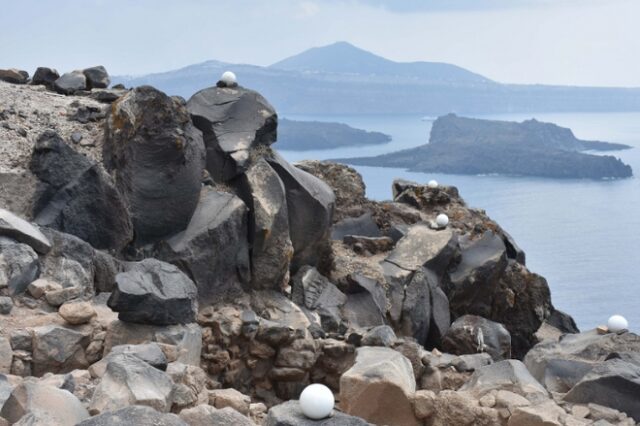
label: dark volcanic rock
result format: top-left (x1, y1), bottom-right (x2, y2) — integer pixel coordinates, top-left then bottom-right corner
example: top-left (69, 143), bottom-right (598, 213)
top-left (234, 158), bottom-right (293, 289)
top-left (266, 400), bottom-right (371, 425)
top-left (31, 67), bottom-right (60, 88)
top-left (108, 258), bottom-right (198, 325)
top-left (29, 130), bottom-right (133, 251)
top-left (292, 266), bottom-right (346, 331)
top-left (54, 70), bottom-right (87, 94)
top-left (156, 188), bottom-right (250, 302)
top-left (442, 315), bottom-right (511, 361)
top-left (277, 118), bottom-right (390, 151)
top-left (0, 208), bottom-right (51, 254)
top-left (342, 114), bottom-right (633, 179)
top-left (564, 358), bottom-right (640, 422)
top-left (0, 237), bottom-right (39, 295)
top-left (331, 212), bottom-right (381, 240)
top-left (82, 65), bottom-right (110, 89)
top-left (0, 68), bottom-right (29, 84)
top-left (187, 85), bottom-right (277, 181)
top-left (104, 85), bottom-right (206, 246)
top-left (78, 405), bottom-right (187, 426)
top-left (267, 152), bottom-right (335, 272)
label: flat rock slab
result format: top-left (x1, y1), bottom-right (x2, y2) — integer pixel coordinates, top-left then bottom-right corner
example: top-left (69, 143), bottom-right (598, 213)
top-left (78, 405), bottom-right (187, 426)
top-left (108, 258), bottom-right (198, 326)
top-left (0, 208), bottom-right (50, 254)
top-left (266, 400), bottom-right (371, 426)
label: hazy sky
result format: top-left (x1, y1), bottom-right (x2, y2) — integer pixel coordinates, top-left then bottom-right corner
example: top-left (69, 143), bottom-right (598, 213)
top-left (1, 0), bottom-right (639, 87)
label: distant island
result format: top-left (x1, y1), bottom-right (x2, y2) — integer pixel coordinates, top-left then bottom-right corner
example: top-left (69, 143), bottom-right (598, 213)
top-left (335, 114), bottom-right (633, 179)
top-left (114, 42), bottom-right (640, 115)
top-left (276, 118), bottom-right (391, 151)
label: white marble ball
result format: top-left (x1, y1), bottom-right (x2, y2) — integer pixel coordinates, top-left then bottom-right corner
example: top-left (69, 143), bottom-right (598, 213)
top-left (436, 213), bottom-right (449, 228)
top-left (607, 315), bottom-right (628, 332)
top-left (220, 71), bottom-right (237, 85)
top-left (427, 180), bottom-right (439, 189)
top-left (299, 383), bottom-right (334, 420)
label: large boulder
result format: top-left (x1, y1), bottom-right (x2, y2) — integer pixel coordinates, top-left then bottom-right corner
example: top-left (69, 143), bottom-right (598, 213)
top-left (0, 382), bottom-right (89, 425)
top-left (32, 324), bottom-right (91, 376)
top-left (31, 67), bottom-right (59, 88)
top-left (108, 258), bottom-right (198, 326)
top-left (104, 85), bottom-right (206, 245)
top-left (30, 130), bottom-right (132, 251)
top-left (82, 66), bottom-right (110, 89)
top-left (266, 400), bottom-right (370, 426)
top-left (53, 70), bottom-right (87, 94)
top-left (442, 315), bottom-right (512, 361)
top-left (266, 152), bottom-right (335, 271)
top-left (0, 208), bottom-right (50, 254)
top-left (460, 359), bottom-right (549, 402)
top-left (180, 404), bottom-right (255, 426)
top-left (234, 158), bottom-right (292, 289)
top-left (0, 237), bottom-right (39, 294)
top-left (187, 85), bottom-right (277, 182)
top-left (78, 405), bottom-right (187, 426)
top-left (156, 188), bottom-right (250, 302)
top-left (0, 68), bottom-right (29, 84)
top-left (90, 342), bottom-right (168, 377)
top-left (292, 266), bottom-right (346, 332)
top-left (340, 347), bottom-right (420, 426)
top-left (563, 358), bottom-right (640, 422)
top-left (89, 354), bottom-right (175, 414)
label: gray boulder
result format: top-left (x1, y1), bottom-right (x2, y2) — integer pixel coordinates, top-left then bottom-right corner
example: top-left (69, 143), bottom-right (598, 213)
top-left (180, 404), bottom-right (255, 426)
top-left (156, 188), bottom-right (249, 302)
top-left (187, 85), bottom-right (277, 181)
top-left (30, 130), bottom-right (133, 251)
top-left (82, 66), bottom-right (110, 89)
top-left (108, 258), bottom-right (198, 325)
top-left (331, 212), bottom-right (381, 240)
top-left (0, 374), bottom-right (12, 408)
top-left (78, 405), bottom-right (187, 426)
top-left (442, 315), bottom-right (512, 361)
top-left (235, 158), bottom-right (292, 289)
top-left (89, 354), bottom-right (175, 414)
top-left (104, 85), bottom-right (206, 246)
top-left (0, 382), bottom-right (89, 425)
top-left (267, 152), bottom-right (335, 271)
top-left (31, 67), bottom-right (59, 88)
top-left (53, 70), bottom-right (87, 94)
top-left (266, 400), bottom-right (370, 426)
top-left (292, 266), bottom-right (346, 331)
top-left (342, 275), bottom-right (387, 329)
top-left (0, 237), bottom-right (39, 294)
top-left (90, 342), bottom-right (168, 377)
top-left (32, 324), bottom-right (91, 376)
top-left (460, 359), bottom-right (549, 402)
top-left (564, 358), bottom-right (640, 422)
top-left (361, 325), bottom-right (397, 347)
top-left (0, 208), bottom-right (51, 253)
top-left (0, 68), bottom-right (29, 84)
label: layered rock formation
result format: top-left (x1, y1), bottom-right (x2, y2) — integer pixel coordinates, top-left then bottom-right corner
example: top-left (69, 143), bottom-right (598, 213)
top-left (0, 72), bottom-right (638, 426)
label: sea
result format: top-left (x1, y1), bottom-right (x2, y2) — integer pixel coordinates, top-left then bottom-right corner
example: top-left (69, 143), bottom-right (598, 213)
top-left (280, 112), bottom-right (640, 332)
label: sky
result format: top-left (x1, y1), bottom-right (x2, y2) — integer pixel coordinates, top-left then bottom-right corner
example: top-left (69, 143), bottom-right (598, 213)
top-left (1, 0), bottom-right (639, 87)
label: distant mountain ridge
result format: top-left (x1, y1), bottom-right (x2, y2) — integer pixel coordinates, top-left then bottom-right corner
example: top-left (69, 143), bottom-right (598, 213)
top-left (337, 114), bottom-right (633, 179)
top-left (113, 42), bottom-right (640, 115)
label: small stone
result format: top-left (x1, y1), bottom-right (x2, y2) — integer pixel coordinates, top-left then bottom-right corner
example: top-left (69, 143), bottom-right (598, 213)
top-left (45, 285), bottom-right (84, 307)
top-left (0, 69), bottom-right (29, 84)
top-left (209, 388), bottom-right (251, 415)
top-left (27, 278), bottom-right (62, 299)
top-left (0, 297), bottom-right (12, 315)
top-left (70, 132), bottom-right (83, 144)
top-left (59, 301), bottom-right (97, 325)
top-left (596, 325), bottom-right (608, 335)
top-left (479, 393), bottom-right (497, 408)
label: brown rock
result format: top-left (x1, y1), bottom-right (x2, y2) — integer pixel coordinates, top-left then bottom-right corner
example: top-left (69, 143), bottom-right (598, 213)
top-left (209, 388), bottom-right (251, 415)
top-left (59, 301), bottom-right (97, 325)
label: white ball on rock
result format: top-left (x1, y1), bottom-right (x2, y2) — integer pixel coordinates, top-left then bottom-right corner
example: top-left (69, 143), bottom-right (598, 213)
top-left (220, 71), bottom-right (237, 85)
top-left (299, 383), bottom-right (334, 420)
top-left (436, 213), bottom-right (449, 228)
top-left (607, 315), bottom-right (628, 332)
top-left (427, 180), bottom-right (439, 189)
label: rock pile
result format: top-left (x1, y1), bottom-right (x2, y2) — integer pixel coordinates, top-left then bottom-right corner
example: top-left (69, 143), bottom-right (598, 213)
top-left (0, 74), bottom-right (638, 425)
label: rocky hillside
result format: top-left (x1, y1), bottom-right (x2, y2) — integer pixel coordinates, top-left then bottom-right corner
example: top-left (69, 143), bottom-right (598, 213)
top-left (0, 68), bottom-right (639, 426)
top-left (340, 114), bottom-right (633, 179)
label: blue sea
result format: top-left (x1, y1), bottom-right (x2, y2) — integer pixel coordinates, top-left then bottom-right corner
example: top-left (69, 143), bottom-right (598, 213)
top-left (280, 112), bottom-right (640, 332)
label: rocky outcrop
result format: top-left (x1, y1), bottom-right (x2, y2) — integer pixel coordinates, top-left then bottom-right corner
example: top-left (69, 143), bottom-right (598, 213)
top-left (187, 85), bottom-right (277, 182)
top-left (104, 85), bottom-right (205, 246)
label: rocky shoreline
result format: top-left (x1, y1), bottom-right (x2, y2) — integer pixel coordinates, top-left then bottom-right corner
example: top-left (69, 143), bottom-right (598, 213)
top-left (0, 67), bottom-right (638, 426)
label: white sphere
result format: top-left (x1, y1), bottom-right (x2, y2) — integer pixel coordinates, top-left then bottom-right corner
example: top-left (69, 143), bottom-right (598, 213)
top-left (220, 71), bottom-right (237, 85)
top-left (299, 383), bottom-right (334, 420)
top-left (436, 213), bottom-right (449, 228)
top-left (427, 180), bottom-right (439, 189)
top-left (607, 315), bottom-right (629, 332)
